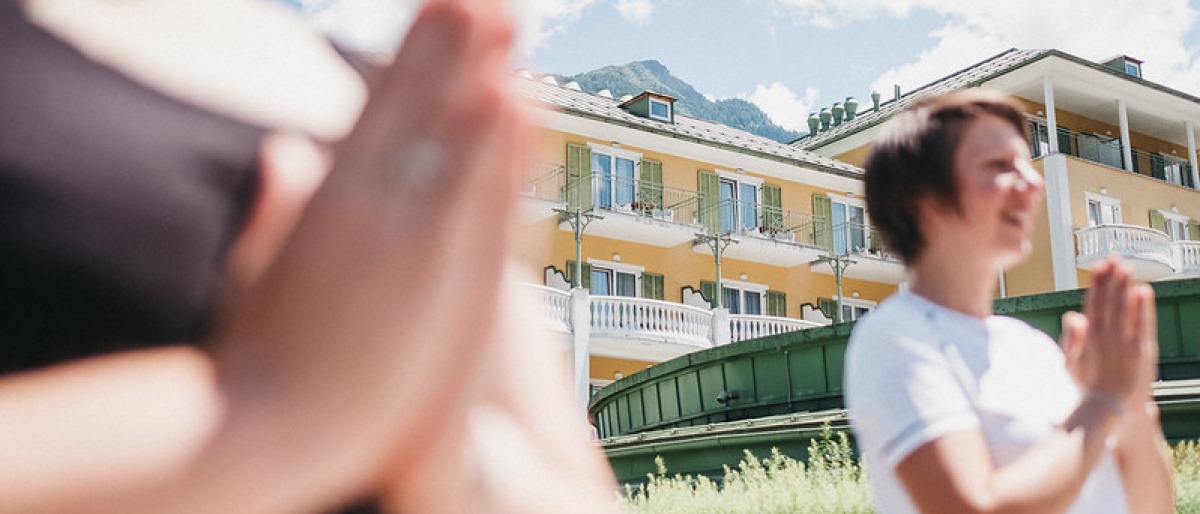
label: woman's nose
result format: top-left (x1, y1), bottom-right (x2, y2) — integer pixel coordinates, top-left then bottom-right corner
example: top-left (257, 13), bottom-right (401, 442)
top-left (1014, 160), bottom-right (1043, 193)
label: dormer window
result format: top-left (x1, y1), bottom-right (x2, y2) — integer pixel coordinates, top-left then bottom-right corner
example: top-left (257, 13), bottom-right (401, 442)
top-left (649, 98), bottom-right (671, 121)
top-left (1101, 55), bottom-right (1144, 78)
top-left (619, 91), bottom-right (677, 124)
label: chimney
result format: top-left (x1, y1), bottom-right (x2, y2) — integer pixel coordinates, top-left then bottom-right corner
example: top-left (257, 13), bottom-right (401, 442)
top-left (871, 91), bottom-right (881, 112)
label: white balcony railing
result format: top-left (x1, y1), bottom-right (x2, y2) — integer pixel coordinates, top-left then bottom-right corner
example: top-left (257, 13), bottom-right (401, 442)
top-left (1076, 224), bottom-right (1174, 268)
top-left (531, 285), bottom-right (572, 332)
top-left (1074, 224), bottom-right (1184, 281)
top-left (1176, 241), bottom-right (1200, 276)
top-left (590, 296), bottom-right (712, 348)
top-left (729, 315), bottom-right (822, 342)
top-left (531, 286), bottom-right (822, 354)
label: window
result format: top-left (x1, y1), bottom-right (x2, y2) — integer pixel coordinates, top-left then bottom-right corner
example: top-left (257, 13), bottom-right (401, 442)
top-left (838, 299), bottom-right (874, 322)
top-left (1157, 210), bottom-right (1190, 241)
top-left (830, 196), bottom-right (869, 255)
top-left (587, 259), bottom-right (642, 297)
top-left (1125, 61), bottom-right (1142, 78)
top-left (1151, 154), bottom-right (1194, 188)
top-left (720, 280), bottom-right (767, 315)
top-left (1086, 193), bottom-right (1121, 226)
top-left (717, 171), bottom-right (762, 233)
top-left (588, 143), bottom-right (641, 211)
top-left (649, 99), bottom-right (671, 121)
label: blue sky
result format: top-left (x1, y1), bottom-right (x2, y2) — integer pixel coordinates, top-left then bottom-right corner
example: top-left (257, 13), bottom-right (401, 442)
top-left (303, 0), bottom-right (1200, 134)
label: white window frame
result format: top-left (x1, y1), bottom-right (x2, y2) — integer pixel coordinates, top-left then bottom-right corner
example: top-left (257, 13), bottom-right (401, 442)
top-left (827, 193), bottom-right (872, 255)
top-left (716, 170), bottom-right (763, 234)
top-left (1027, 116), bottom-right (1052, 158)
top-left (586, 258), bottom-right (643, 297)
top-left (833, 296), bottom-right (876, 322)
top-left (1159, 210), bottom-right (1190, 241)
top-left (648, 98), bottom-right (672, 121)
top-left (1125, 61), bottom-right (1142, 78)
top-left (719, 278), bottom-right (768, 316)
top-left (1085, 192), bottom-right (1122, 227)
top-left (587, 143), bottom-right (642, 211)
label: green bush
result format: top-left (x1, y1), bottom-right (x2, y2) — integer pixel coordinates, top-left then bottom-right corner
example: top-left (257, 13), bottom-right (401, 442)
top-left (621, 428), bottom-right (1200, 513)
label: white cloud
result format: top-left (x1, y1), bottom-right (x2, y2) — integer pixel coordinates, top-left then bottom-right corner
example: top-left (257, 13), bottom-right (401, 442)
top-left (767, 0), bottom-right (1200, 99)
top-left (745, 82), bottom-right (821, 132)
top-left (301, 0), bottom-right (598, 59)
top-left (510, 0), bottom-right (600, 59)
top-left (615, 0), bottom-right (655, 25)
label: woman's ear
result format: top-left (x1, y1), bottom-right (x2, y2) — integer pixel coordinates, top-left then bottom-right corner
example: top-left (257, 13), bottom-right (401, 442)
top-left (225, 132), bottom-right (329, 290)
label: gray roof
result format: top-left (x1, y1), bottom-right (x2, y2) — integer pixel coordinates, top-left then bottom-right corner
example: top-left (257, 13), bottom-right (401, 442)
top-left (512, 74), bottom-right (863, 178)
top-left (795, 48), bottom-right (1048, 150)
top-left (795, 47), bottom-right (1200, 150)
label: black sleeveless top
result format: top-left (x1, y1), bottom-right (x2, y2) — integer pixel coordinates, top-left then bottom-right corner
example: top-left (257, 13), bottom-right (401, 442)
top-left (0, 1), bottom-right (264, 372)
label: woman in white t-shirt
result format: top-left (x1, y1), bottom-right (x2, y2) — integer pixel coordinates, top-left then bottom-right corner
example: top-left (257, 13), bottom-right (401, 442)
top-left (846, 89), bottom-right (1173, 514)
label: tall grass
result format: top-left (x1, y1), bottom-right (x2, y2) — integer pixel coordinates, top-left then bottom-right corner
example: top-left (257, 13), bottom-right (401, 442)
top-left (622, 426), bottom-right (872, 513)
top-left (622, 428), bottom-right (1200, 513)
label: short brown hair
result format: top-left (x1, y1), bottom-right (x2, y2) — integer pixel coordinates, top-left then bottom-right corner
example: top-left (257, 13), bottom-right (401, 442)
top-left (864, 89), bottom-right (1027, 264)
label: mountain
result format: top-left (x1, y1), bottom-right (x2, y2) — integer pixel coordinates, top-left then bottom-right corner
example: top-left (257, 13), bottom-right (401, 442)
top-left (561, 60), bottom-right (803, 144)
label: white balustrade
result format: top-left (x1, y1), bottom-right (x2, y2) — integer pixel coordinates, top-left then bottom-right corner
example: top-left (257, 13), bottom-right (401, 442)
top-left (530, 285), bottom-right (572, 332)
top-left (1176, 241), bottom-right (1200, 276)
top-left (729, 314), bottom-right (822, 342)
top-left (589, 296), bottom-right (713, 348)
top-left (1075, 224), bottom-right (1174, 268)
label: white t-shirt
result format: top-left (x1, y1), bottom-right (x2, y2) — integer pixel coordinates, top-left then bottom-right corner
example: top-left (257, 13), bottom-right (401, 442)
top-left (845, 291), bottom-right (1128, 514)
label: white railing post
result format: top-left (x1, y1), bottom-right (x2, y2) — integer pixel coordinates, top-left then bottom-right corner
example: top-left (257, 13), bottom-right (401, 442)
top-left (711, 307), bottom-right (731, 347)
top-left (569, 288), bottom-right (591, 407)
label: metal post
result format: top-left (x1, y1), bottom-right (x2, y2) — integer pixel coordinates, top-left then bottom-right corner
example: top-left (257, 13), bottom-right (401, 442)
top-left (695, 232), bottom-right (736, 308)
top-left (555, 208), bottom-right (601, 288)
top-left (814, 252), bottom-right (855, 324)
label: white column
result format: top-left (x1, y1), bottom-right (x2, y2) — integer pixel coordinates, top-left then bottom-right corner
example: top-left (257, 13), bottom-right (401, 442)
top-left (1044, 154), bottom-right (1080, 291)
top-left (1118, 99), bottom-right (1134, 172)
top-left (711, 308), bottom-right (731, 347)
top-left (1044, 76), bottom-right (1060, 154)
top-left (570, 287), bottom-right (592, 407)
top-left (1188, 121), bottom-right (1200, 190)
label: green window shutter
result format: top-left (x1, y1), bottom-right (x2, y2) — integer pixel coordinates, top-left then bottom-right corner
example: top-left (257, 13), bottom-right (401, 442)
top-left (565, 143), bottom-right (592, 210)
top-left (641, 272), bottom-right (664, 300)
top-left (565, 260), bottom-right (592, 289)
top-left (813, 194), bottom-right (834, 251)
top-left (1149, 210), bottom-right (1166, 232)
top-left (766, 290), bottom-right (787, 317)
top-left (698, 170), bottom-right (721, 234)
top-left (1184, 163), bottom-right (1196, 188)
top-left (639, 159), bottom-right (664, 208)
top-left (700, 280), bottom-right (718, 308)
top-left (817, 297), bottom-right (839, 321)
top-left (762, 183), bottom-right (783, 231)
top-left (1190, 221), bottom-right (1200, 241)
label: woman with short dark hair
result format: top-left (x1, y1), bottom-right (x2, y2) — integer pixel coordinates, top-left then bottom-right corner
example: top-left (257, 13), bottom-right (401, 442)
top-left (846, 89), bottom-right (1173, 513)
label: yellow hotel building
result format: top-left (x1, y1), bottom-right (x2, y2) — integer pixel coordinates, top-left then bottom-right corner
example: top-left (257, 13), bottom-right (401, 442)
top-left (515, 48), bottom-right (1200, 405)
top-left (513, 74), bottom-right (904, 403)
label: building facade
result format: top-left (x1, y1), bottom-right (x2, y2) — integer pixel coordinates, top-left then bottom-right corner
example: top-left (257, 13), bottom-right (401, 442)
top-left (797, 49), bottom-right (1200, 297)
top-left (514, 76), bottom-right (904, 404)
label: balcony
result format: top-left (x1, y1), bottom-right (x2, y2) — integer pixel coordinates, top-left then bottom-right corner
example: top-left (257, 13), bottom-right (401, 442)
top-left (558, 173), bottom-right (702, 247)
top-left (531, 286), bottom-right (821, 362)
top-left (808, 222), bottom-right (906, 284)
top-left (1175, 241), bottom-right (1200, 278)
top-left (1033, 125), bottom-right (1197, 189)
top-left (520, 162), bottom-right (567, 223)
top-left (692, 200), bottom-right (828, 267)
top-left (1075, 224), bottom-right (1174, 280)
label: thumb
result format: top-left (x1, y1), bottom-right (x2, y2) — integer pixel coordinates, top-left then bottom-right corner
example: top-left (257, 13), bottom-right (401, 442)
top-left (1061, 311), bottom-right (1087, 374)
